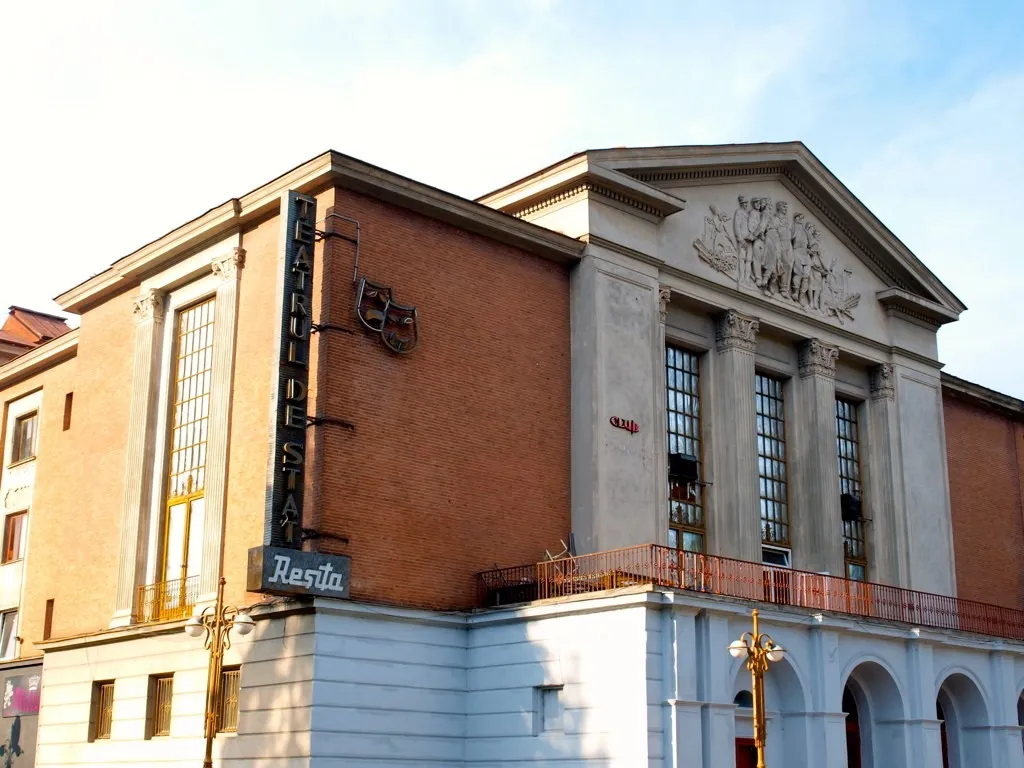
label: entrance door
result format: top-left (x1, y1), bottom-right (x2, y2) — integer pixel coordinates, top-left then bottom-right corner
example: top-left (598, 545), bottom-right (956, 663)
top-left (735, 738), bottom-right (758, 768)
top-left (843, 686), bottom-right (862, 768)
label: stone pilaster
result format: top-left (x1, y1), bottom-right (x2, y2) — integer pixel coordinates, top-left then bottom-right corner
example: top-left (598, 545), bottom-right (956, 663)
top-left (711, 310), bottom-right (760, 563)
top-left (863, 363), bottom-right (907, 586)
top-left (988, 648), bottom-right (1024, 768)
top-left (111, 290), bottom-right (166, 626)
top-left (905, 633), bottom-right (945, 766)
top-left (199, 248), bottom-right (245, 601)
top-left (790, 339), bottom-right (842, 575)
top-left (654, 286), bottom-right (672, 545)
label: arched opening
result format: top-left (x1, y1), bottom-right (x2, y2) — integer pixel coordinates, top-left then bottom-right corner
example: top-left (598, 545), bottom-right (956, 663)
top-left (733, 657), bottom-right (808, 768)
top-left (936, 672), bottom-right (992, 768)
top-left (843, 660), bottom-right (906, 768)
top-left (843, 686), bottom-right (861, 768)
top-left (1017, 695), bottom-right (1024, 753)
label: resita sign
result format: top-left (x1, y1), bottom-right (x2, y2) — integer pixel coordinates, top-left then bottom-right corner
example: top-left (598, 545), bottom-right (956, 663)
top-left (250, 190), bottom-right (351, 599)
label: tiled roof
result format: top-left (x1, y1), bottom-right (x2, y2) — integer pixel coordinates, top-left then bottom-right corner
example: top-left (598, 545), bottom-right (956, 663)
top-left (6, 306), bottom-right (70, 342)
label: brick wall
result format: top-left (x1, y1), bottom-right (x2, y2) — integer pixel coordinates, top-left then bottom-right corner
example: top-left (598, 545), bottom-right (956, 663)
top-left (308, 187), bottom-right (572, 610)
top-left (943, 392), bottom-right (1024, 610)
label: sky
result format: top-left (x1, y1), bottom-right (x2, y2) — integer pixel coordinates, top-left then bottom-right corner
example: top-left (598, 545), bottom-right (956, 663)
top-left (1, 0), bottom-right (1022, 396)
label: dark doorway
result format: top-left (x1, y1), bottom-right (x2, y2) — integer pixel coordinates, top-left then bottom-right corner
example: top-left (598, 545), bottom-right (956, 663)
top-left (735, 737), bottom-right (758, 768)
top-left (843, 686), bottom-right (862, 768)
top-left (937, 701), bottom-right (950, 768)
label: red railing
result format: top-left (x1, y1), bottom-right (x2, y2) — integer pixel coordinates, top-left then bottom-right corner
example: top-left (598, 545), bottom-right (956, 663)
top-left (476, 544), bottom-right (1024, 641)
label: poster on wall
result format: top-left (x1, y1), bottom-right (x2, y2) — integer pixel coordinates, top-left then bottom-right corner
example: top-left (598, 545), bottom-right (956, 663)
top-left (1, 675), bottom-right (40, 718)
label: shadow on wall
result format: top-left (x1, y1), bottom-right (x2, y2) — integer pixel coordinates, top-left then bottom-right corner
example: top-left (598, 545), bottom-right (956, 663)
top-left (220, 641), bottom-right (311, 765)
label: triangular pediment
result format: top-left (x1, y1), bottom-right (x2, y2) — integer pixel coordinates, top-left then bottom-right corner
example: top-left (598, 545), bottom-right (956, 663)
top-left (594, 142), bottom-right (964, 325)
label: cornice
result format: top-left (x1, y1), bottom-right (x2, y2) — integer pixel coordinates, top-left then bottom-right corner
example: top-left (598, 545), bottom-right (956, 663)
top-left (941, 372), bottom-right (1024, 420)
top-left (56, 151), bottom-right (585, 314)
top-left (501, 163), bottom-right (686, 221)
top-left (877, 288), bottom-right (958, 328)
top-left (0, 329), bottom-right (78, 390)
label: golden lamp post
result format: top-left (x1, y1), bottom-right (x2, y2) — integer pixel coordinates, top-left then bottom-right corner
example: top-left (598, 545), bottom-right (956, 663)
top-left (728, 609), bottom-right (786, 768)
top-left (183, 578), bottom-right (254, 768)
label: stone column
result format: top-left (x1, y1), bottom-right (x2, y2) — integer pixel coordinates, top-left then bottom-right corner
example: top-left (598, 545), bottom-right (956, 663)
top-left (711, 310), bottom-right (760, 563)
top-left (111, 290), bottom-right (166, 626)
top-left (987, 647), bottom-right (1024, 768)
top-left (790, 339), bottom-right (842, 575)
top-left (661, 605), bottom-right (703, 768)
top-left (198, 248), bottom-right (245, 602)
top-left (864, 364), bottom-right (907, 586)
top-left (696, 611), bottom-right (738, 767)
top-left (654, 286), bottom-right (672, 545)
top-left (806, 623), bottom-right (849, 767)
top-left (905, 632), bottom-right (945, 766)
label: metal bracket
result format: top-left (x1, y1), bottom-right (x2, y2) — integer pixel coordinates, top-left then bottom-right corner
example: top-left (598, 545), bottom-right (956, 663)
top-left (310, 322), bottom-right (354, 335)
top-left (300, 528), bottom-right (350, 544)
top-left (306, 415), bottom-right (356, 431)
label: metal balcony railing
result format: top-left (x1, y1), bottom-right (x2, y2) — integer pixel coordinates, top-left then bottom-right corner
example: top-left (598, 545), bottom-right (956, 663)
top-left (137, 575), bottom-right (200, 624)
top-left (476, 544), bottom-right (1024, 642)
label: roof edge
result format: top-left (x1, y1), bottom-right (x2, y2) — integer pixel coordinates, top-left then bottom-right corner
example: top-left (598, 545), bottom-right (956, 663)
top-left (56, 150), bottom-right (584, 314)
top-left (941, 372), bottom-right (1024, 420)
top-left (0, 329), bottom-right (79, 390)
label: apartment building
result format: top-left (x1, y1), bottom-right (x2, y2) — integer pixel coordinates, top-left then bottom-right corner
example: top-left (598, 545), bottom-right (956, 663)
top-left (0, 142), bottom-right (1021, 768)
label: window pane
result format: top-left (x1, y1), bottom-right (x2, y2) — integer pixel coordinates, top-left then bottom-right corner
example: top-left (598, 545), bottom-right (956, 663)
top-left (12, 413), bottom-right (37, 464)
top-left (94, 681), bottom-right (115, 740)
top-left (167, 298), bottom-right (216, 500)
top-left (2, 513), bottom-right (25, 563)
top-left (219, 667), bottom-right (241, 732)
top-left (152, 676), bottom-right (173, 737)
top-left (756, 375), bottom-right (789, 544)
top-left (666, 346), bottom-right (704, 552)
top-left (836, 398), bottom-right (867, 578)
top-left (0, 612), bottom-right (17, 659)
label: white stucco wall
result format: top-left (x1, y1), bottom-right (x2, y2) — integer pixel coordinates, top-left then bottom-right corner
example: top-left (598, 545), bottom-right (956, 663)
top-left (34, 590), bottom-right (1024, 767)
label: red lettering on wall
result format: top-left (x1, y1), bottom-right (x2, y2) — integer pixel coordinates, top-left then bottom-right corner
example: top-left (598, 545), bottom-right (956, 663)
top-left (609, 416), bottom-right (640, 434)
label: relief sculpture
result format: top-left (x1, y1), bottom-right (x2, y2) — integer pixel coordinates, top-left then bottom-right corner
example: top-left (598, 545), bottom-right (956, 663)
top-left (693, 195), bottom-right (861, 324)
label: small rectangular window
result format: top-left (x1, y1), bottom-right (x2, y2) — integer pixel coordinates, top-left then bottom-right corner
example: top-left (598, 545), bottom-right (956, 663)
top-left (11, 413), bottom-right (37, 464)
top-left (147, 675), bottom-right (173, 738)
top-left (218, 666), bottom-right (241, 732)
top-left (63, 392), bottom-right (73, 431)
top-left (533, 685), bottom-right (564, 734)
top-left (43, 599), bottom-right (54, 641)
top-left (90, 680), bottom-right (115, 741)
top-left (2, 512), bottom-right (25, 563)
top-left (0, 611), bottom-right (17, 659)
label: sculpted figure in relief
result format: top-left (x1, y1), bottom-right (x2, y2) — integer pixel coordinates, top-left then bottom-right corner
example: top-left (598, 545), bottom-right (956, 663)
top-left (692, 195), bottom-right (861, 324)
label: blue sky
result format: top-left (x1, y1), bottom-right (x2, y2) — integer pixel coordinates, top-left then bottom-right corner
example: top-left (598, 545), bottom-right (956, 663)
top-left (1, 1), bottom-right (1022, 395)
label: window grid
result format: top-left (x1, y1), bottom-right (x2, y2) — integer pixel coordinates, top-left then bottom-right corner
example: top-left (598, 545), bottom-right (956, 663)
top-left (2, 512), bottom-right (25, 563)
top-left (836, 398), bottom-right (867, 578)
top-left (167, 298), bottom-right (216, 500)
top-left (150, 676), bottom-right (173, 737)
top-left (11, 413), bottom-right (37, 464)
top-left (218, 667), bottom-right (241, 733)
top-left (756, 375), bottom-right (789, 545)
top-left (93, 681), bottom-right (115, 741)
top-left (665, 346), bottom-right (704, 553)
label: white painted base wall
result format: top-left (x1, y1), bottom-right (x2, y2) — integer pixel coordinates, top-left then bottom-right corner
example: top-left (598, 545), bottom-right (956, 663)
top-left (35, 589), bottom-right (1024, 768)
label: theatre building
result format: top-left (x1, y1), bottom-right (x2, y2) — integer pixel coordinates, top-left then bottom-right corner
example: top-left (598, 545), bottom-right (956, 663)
top-left (1, 143), bottom-right (1022, 768)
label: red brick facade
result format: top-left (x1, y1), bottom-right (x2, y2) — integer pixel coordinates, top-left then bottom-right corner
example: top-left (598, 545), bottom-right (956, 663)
top-left (944, 386), bottom-right (1024, 610)
top-left (307, 188), bottom-right (572, 610)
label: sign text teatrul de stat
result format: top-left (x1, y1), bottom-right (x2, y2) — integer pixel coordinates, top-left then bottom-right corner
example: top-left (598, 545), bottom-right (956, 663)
top-left (265, 190), bottom-right (316, 548)
top-left (247, 546), bottom-right (351, 599)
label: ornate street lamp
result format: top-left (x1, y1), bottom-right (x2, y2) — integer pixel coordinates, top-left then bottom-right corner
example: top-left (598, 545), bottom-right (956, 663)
top-left (184, 578), bottom-right (254, 768)
top-left (729, 609), bottom-right (786, 768)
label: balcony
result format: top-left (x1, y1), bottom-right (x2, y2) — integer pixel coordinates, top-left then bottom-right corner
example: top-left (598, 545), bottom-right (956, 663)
top-left (136, 575), bottom-right (200, 624)
top-left (477, 544), bottom-right (1024, 642)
